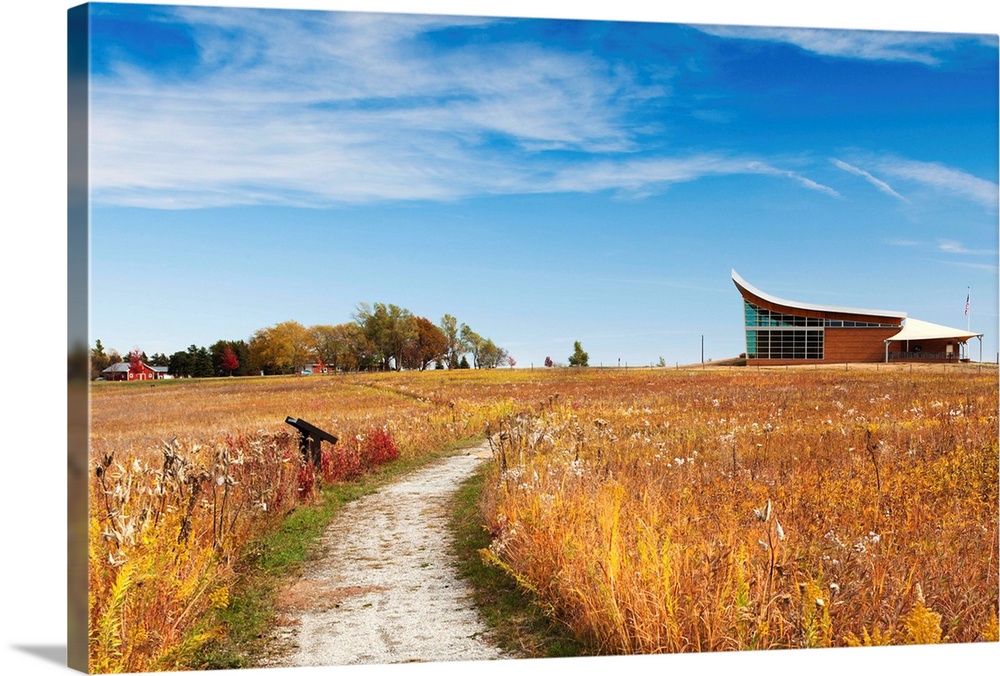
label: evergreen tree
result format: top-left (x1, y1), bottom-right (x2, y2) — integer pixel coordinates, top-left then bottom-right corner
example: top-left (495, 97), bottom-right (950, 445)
top-left (168, 350), bottom-right (190, 377)
top-left (568, 341), bottom-right (589, 367)
top-left (148, 352), bottom-right (170, 367)
top-left (91, 339), bottom-right (110, 379)
top-left (193, 347), bottom-right (214, 377)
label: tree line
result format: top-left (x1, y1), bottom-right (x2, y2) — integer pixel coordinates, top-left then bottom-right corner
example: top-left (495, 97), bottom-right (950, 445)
top-left (90, 302), bottom-right (512, 379)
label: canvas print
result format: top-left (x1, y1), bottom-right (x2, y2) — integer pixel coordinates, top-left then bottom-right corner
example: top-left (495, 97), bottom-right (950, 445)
top-left (68, 2), bottom-right (999, 674)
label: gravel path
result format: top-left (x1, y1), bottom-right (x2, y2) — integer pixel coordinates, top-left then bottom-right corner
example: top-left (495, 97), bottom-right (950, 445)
top-left (260, 443), bottom-right (507, 667)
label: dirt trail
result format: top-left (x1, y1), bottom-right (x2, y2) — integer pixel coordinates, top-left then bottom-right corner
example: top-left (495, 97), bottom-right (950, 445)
top-left (259, 443), bottom-right (507, 667)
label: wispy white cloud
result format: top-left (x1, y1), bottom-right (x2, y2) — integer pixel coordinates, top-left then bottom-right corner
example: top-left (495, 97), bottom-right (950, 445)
top-left (90, 8), bottom-right (653, 207)
top-left (543, 156), bottom-right (839, 198)
top-left (872, 157), bottom-right (999, 209)
top-left (747, 162), bottom-right (841, 198)
top-left (936, 239), bottom-right (997, 256)
top-left (694, 25), bottom-right (993, 65)
top-left (924, 258), bottom-right (999, 273)
top-left (938, 239), bottom-right (969, 253)
top-left (888, 238), bottom-right (998, 259)
top-left (89, 8), bottom-right (843, 209)
top-left (831, 158), bottom-right (908, 202)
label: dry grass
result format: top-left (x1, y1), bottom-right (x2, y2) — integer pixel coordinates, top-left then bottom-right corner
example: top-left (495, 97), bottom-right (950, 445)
top-left (472, 366), bottom-right (998, 652)
top-left (86, 364), bottom-right (998, 670)
top-left (87, 374), bottom-right (476, 672)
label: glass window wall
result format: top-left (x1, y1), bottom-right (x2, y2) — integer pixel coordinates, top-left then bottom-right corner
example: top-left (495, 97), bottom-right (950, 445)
top-left (744, 301), bottom-right (823, 359)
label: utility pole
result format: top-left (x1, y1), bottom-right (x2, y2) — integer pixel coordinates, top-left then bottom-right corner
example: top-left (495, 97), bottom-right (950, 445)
top-left (701, 335), bottom-right (704, 366)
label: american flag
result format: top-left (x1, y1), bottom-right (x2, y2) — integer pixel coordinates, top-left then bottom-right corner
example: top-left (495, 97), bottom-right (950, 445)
top-left (965, 290), bottom-right (970, 316)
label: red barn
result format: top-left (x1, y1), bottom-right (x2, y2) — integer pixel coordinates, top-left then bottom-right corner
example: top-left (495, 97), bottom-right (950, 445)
top-left (100, 361), bottom-right (160, 381)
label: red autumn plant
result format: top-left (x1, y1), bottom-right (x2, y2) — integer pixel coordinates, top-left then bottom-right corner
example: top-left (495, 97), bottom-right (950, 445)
top-left (297, 458), bottom-right (317, 497)
top-left (87, 374), bottom-right (463, 674)
top-left (364, 428), bottom-right (400, 464)
top-left (128, 347), bottom-right (143, 373)
top-left (220, 345), bottom-right (240, 375)
top-left (320, 428), bottom-right (400, 482)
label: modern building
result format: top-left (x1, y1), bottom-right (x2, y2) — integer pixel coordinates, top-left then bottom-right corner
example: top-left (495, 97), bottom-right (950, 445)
top-left (732, 270), bottom-right (983, 365)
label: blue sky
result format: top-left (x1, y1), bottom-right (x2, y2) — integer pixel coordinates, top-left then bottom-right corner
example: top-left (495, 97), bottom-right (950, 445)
top-left (0, 4), bottom-right (998, 676)
top-left (84, 1), bottom-right (999, 366)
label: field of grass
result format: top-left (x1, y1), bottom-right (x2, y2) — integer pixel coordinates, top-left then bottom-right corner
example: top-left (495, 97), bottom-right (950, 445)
top-left (87, 364), bottom-right (998, 671)
top-left (87, 374), bottom-right (479, 672)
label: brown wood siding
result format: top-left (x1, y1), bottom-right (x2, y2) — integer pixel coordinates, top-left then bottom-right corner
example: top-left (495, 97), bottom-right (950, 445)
top-left (745, 359), bottom-right (856, 367)
top-left (738, 284), bottom-right (905, 364)
top-left (824, 327), bottom-right (899, 362)
top-left (827, 311), bottom-right (901, 325)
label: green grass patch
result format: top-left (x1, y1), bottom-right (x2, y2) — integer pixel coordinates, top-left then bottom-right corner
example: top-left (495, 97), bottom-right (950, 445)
top-left (194, 482), bottom-right (371, 668)
top-left (448, 464), bottom-right (588, 659)
top-left (194, 436), bottom-right (485, 669)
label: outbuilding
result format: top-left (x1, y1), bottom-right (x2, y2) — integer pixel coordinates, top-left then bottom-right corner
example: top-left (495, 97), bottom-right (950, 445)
top-left (100, 361), bottom-right (162, 381)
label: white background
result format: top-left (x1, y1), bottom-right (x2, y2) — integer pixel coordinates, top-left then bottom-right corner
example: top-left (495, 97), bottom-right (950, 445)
top-left (2, 1), bottom-right (997, 675)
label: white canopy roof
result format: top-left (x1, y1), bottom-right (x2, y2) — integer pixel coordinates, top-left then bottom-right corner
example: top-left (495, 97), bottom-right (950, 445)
top-left (885, 317), bottom-right (982, 343)
top-left (731, 269), bottom-right (907, 319)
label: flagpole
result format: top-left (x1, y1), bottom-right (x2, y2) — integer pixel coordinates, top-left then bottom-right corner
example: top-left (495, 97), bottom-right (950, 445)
top-left (967, 286), bottom-right (971, 331)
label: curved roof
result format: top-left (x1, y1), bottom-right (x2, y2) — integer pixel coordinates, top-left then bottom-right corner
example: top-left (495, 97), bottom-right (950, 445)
top-left (731, 269), bottom-right (907, 319)
top-left (885, 317), bottom-right (982, 343)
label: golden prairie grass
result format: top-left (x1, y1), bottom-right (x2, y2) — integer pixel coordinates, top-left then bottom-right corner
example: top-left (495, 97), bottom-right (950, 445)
top-left (472, 366), bottom-right (998, 652)
top-left (87, 374), bottom-right (479, 672)
top-left (86, 365), bottom-right (998, 670)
